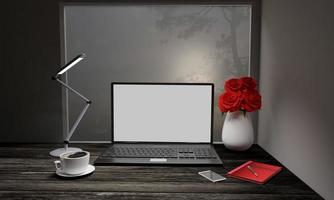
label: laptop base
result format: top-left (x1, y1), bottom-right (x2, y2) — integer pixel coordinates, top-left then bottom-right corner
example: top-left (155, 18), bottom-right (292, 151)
top-left (94, 143), bottom-right (223, 165)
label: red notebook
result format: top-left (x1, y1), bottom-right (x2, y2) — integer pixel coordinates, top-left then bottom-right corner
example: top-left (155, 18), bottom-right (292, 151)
top-left (227, 161), bottom-right (282, 184)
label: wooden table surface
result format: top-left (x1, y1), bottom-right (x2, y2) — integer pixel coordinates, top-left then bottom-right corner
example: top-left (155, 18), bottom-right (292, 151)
top-left (0, 144), bottom-right (323, 200)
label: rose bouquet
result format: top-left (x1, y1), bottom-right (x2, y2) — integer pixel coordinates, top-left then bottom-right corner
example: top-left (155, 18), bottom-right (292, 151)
top-left (219, 77), bottom-right (261, 113)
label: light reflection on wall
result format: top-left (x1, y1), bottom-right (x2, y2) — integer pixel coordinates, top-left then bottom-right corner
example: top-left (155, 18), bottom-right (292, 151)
top-left (172, 47), bottom-right (213, 82)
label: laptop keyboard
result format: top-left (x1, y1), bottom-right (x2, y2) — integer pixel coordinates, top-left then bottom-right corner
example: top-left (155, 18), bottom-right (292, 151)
top-left (102, 145), bottom-right (218, 159)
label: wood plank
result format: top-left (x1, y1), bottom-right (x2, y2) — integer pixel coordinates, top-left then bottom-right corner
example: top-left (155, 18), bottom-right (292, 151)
top-left (0, 191), bottom-right (323, 200)
top-left (0, 171), bottom-right (305, 186)
top-left (0, 180), bottom-right (316, 194)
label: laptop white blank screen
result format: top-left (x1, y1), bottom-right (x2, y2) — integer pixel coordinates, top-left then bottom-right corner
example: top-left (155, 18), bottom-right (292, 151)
top-left (113, 84), bottom-right (212, 143)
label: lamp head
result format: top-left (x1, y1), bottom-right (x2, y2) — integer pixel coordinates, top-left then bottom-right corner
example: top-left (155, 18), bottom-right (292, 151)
top-left (55, 53), bottom-right (86, 77)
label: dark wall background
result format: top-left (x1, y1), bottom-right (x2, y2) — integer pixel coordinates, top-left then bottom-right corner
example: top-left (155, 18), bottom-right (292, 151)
top-left (1, 0), bottom-right (63, 142)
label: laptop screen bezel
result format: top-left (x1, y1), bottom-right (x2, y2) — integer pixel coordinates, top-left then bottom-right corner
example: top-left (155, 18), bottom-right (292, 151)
top-left (111, 82), bottom-right (214, 144)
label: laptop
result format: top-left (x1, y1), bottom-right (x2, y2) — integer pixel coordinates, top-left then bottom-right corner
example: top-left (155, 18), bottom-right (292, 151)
top-left (94, 83), bottom-right (223, 165)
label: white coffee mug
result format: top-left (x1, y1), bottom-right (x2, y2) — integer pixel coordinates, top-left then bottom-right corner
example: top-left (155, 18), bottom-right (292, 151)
top-left (54, 151), bottom-right (90, 175)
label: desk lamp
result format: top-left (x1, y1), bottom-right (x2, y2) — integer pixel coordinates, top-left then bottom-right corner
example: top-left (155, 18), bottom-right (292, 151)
top-left (50, 53), bottom-right (92, 157)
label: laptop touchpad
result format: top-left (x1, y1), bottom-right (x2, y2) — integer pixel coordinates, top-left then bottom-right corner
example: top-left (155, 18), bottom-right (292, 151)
top-left (150, 158), bottom-right (167, 162)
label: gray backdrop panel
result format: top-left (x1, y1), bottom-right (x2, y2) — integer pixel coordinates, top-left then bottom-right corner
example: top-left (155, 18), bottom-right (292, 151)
top-left (63, 5), bottom-right (250, 142)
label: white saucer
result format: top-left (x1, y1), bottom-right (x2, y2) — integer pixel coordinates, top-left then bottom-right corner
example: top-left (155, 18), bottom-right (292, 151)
top-left (56, 164), bottom-right (95, 177)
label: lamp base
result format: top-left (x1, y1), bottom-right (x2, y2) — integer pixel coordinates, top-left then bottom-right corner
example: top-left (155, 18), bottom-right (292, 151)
top-left (49, 147), bottom-right (82, 157)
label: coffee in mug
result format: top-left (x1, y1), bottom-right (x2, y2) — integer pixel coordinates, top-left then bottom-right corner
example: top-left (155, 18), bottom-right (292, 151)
top-left (55, 151), bottom-right (90, 175)
top-left (66, 151), bottom-right (88, 158)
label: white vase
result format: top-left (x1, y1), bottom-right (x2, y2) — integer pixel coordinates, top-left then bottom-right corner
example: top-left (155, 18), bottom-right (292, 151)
top-left (222, 110), bottom-right (254, 151)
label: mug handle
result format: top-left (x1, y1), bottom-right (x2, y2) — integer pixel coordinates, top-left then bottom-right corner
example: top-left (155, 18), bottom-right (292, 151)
top-left (54, 160), bottom-right (62, 170)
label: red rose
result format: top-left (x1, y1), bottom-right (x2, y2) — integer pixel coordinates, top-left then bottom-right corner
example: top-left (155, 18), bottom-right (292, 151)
top-left (224, 78), bottom-right (242, 92)
top-left (242, 90), bottom-right (261, 112)
top-left (240, 76), bottom-right (257, 90)
top-left (219, 91), bottom-right (242, 112)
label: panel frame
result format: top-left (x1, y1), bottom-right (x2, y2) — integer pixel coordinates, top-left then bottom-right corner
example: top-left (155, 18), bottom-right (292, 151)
top-left (59, 0), bottom-right (261, 143)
